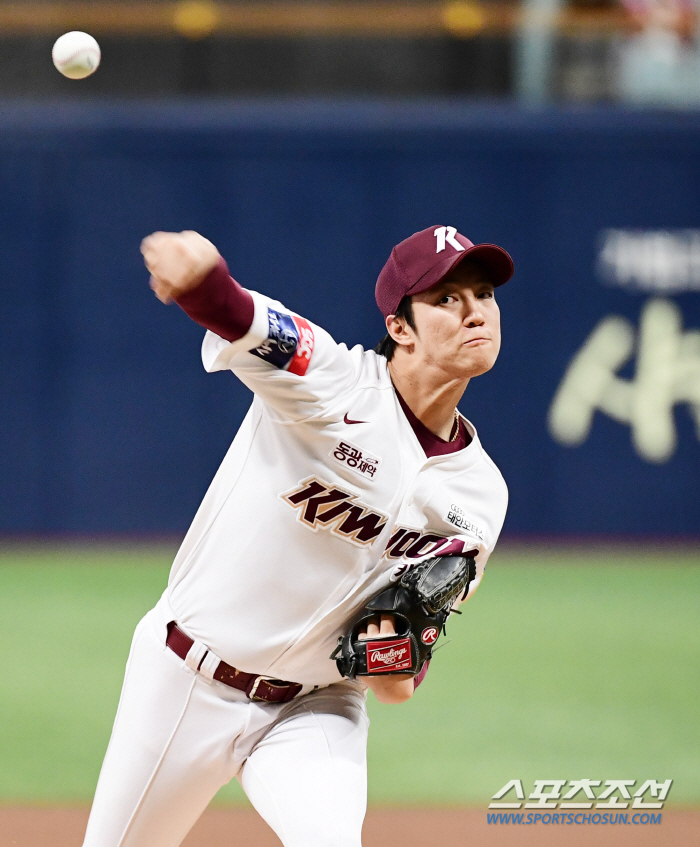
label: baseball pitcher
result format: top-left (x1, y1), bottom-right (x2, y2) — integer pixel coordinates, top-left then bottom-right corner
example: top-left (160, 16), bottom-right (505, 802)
top-left (81, 225), bottom-right (514, 847)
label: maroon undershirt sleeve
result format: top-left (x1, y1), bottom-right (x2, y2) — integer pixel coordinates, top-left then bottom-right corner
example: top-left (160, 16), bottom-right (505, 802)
top-left (413, 660), bottom-right (430, 690)
top-left (174, 256), bottom-right (255, 343)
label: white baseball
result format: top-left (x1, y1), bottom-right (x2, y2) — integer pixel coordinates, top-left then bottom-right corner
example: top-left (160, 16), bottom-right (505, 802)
top-left (52, 31), bottom-right (101, 80)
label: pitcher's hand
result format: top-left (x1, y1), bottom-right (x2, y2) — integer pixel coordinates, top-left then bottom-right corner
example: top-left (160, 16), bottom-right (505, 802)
top-left (359, 615), bottom-right (415, 704)
top-left (141, 230), bottom-right (220, 304)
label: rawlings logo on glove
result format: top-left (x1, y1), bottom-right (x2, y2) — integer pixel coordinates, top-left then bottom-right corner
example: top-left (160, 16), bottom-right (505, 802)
top-left (366, 640), bottom-right (412, 672)
top-left (331, 554), bottom-right (476, 678)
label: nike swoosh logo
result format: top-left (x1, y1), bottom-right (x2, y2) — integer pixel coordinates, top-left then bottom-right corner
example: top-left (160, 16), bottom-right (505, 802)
top-left (344, 413), bottom-right (367, 425)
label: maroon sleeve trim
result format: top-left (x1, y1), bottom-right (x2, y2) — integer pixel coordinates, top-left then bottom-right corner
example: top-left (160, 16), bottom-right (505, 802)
top-left (174, 255), bottom-right (255, 343)
top-left (413, 660), bottom-right (430, 690)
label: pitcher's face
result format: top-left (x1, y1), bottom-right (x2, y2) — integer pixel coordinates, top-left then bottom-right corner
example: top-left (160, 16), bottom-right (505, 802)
top-left (409, 262), bottom-right (501, 380)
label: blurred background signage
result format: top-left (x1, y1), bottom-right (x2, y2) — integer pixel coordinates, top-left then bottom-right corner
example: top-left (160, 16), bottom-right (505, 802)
top-left (550, 229), bottom-right (700, 465)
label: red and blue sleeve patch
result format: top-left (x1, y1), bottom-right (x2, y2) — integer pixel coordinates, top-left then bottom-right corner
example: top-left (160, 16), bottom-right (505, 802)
top-left (250, 308), bottom-right (315, 376)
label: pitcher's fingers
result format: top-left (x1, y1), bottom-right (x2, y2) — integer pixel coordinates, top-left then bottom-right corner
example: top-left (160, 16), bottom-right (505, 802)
top-left (149, 275), bottom-right (173, 304)
top-left (358, 617), bottom-right (381, 640)
top-left (140, 234), bottom-right (159, 264)
top-left (379, 615), bottom-right (396, 635)
top-left (366, 619), bottom-right (381, 637)
top-left (140, 231), bottom-right (165, 253)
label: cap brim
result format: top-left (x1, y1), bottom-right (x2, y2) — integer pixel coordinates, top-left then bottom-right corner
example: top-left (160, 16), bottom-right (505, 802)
top-left (406, 243), bottom-right (514, 300)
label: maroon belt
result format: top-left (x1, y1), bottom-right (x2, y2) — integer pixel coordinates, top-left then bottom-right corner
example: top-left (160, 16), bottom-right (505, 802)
top-left (166, 621), bottom-right (303, 704)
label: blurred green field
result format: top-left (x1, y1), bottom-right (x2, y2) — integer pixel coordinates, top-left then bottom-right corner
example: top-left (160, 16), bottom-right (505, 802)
top-left (0, 544), bottom-right (698, 807)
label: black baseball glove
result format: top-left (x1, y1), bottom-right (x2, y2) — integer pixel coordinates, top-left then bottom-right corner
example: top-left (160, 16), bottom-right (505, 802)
top-left (331, 554), bottom-right (476, 679)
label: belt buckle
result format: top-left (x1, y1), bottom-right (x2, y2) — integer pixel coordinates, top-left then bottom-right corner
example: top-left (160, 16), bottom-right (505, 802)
top-left (247, 675), bottom-right (274, 702)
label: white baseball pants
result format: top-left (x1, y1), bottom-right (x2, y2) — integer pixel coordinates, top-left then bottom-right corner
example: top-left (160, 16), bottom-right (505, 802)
top-left (82, 602), bottom-right (369, 847)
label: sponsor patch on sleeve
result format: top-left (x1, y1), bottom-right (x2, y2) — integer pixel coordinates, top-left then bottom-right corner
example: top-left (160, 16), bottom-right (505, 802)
top-left (250, 308), bottom-right (315, 375)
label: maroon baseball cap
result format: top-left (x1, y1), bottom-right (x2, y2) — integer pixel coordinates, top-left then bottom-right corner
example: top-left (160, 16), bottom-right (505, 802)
top-left (375, 225), bottom-right (514, 317)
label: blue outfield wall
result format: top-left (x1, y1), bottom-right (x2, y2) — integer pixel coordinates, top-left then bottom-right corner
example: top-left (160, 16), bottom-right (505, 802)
top-left (1, 100), bottom-right (699, 537)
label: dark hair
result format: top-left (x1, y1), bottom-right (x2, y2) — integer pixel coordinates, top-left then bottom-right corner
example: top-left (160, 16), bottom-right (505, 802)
top-left (374, 297), bottom-right (416, 361)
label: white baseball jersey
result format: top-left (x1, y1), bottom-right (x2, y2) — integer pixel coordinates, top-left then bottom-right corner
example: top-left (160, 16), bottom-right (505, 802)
top-left (162, 290), bottom-right (508, 687)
